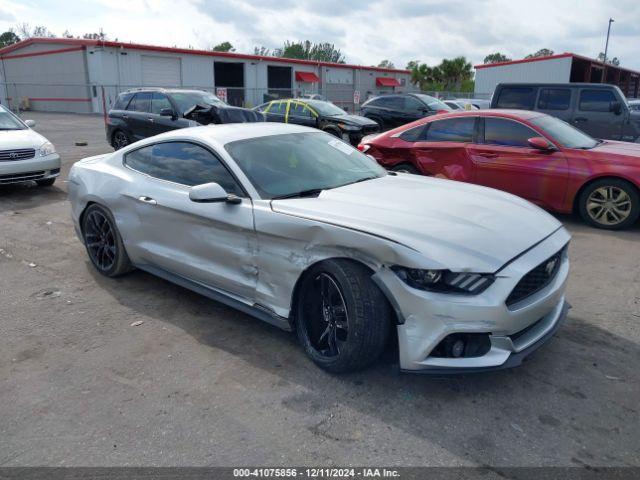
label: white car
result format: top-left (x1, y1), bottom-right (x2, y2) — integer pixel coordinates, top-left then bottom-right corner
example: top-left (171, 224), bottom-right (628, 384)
top-left (69, 123), bottom-right (570, 374)
top-left (0, 105), bottom-right (60, 186)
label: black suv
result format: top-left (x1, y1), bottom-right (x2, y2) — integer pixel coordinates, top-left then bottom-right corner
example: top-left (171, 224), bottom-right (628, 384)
top-left (360, 93), bottom-right (452, 130)
top-left (254, 98), bottom-right (379, 145)
top-left (491, 83), bottom-right (640, 142)
top-left (107, 88), bottom-right (264, 150)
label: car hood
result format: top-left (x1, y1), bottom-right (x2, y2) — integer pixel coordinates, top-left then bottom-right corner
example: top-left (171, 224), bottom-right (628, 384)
top-left (0, 128), bottom-right (48, 149)
top-left (325, 114), bottom-right (379, 127)
top-left (591, 140), bottom-right (640, 155)
top-left (271, 174), bottom-right (562, 272)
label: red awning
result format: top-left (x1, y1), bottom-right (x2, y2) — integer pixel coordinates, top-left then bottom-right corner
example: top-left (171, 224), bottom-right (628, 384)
top-left (376, 77), bottom-right (400, 87)
top-left (295, 71), bottom-right (320, 83)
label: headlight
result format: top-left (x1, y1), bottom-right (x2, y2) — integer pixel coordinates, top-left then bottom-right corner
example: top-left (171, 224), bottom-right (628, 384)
top-left (39, 142), bottom-right (56, 156)
top-left (391, 266), bottom-right (494, 294)
top-left (338, 123), bottom-right (361, 132)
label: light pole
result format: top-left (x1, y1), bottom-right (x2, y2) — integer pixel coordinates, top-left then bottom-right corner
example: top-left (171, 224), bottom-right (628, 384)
top-left (603, 18), bottom-right (614, 65)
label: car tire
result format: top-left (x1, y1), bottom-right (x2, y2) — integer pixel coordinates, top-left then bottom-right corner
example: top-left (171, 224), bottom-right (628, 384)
top-left (81, 204), bottom-right (134, 277)
top-left (112, 130), bottom-right (130, 150)
top-left (295, 259), bottom-right (392, 373)
top-left (391, 163), bottom-right (420, 175)
top-left (578, 178), bottom-right (640, 230)
top-left (36, 178), bottom-right (56, 187)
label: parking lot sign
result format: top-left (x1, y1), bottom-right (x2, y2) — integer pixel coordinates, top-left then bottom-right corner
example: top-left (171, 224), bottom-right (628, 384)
top-left (353, 90), bottom-right (361, 105)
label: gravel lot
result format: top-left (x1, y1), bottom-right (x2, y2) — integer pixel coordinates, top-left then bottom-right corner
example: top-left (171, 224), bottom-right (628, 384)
top-left (0, 112), bottom-right (639, 467)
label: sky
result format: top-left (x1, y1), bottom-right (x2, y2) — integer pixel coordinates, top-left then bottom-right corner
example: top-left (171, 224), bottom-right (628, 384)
top-left (1, 0), bottom-right (638, 71)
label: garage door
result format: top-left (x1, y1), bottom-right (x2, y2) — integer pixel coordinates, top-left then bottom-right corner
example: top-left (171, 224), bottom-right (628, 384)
top-left (141, 56), bottom-right (181, 87)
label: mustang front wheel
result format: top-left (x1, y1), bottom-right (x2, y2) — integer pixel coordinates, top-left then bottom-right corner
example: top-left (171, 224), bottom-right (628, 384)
top-left (296, 259), bottom-right (391, 373)
top-left (579, 178), bottom-right (639, 230)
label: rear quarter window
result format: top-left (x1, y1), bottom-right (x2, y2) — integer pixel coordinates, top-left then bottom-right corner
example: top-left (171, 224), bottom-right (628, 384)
top-left (496, 87), bottom-right (536, 109)
top-left (113, 92), bottom-right (133, 110)
top-left (537, 89), bottom-right (571, 110)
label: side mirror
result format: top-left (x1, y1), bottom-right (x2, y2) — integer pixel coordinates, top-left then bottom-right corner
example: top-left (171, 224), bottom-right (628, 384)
top-left (189, 182), bottom-right (241, 204)
top-left (610, 101), bottom-right (622, 115)
top-left (160, 108), bottom-right (176, 118)
top-left (528, 136), bottom-right (554, 151)
top-left (24, 119), bottom-right (36, 128)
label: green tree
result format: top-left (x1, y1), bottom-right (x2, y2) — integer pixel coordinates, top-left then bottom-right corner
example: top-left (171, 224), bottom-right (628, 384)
top-left (483, 52), bottom-right (511, 64)
top-left (438, 56), bottom-right (473, 90)
top-left (406, 60), bottom-right (443, 91)
top-left (275, 40), bottom-right (345, 63)
top-left (0, 30), bottom-right (20, 47)
top-left (212, 41), bottom-right (235, 52)
top-left (525, 48), bottom-right (554, 59)
top-left (83, 29), bottom-right (107, 41)
top-left (378, 59), bottom-right (395, 69)
top-left (253, 45), bottom-right (271, 56)
top-left (597, 52), bottom-right (620, 66)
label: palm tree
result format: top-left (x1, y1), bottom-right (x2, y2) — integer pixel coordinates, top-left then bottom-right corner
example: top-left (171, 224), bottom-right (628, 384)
top-left (438, 57), bottom-right (472, 90)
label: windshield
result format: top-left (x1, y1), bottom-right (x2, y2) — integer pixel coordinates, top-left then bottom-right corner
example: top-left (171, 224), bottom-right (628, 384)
top-left (171, 92), bottom-right (225, 113)
top-left (0, 107), bottom-right (26, 130)
top-left (305, 100), bottom-right (347, 116)
top-left (225, 132), bottom-right (386, 199)
top-left (530, 115), bottom-right (599, 149)
top-left (413, 94), bottom-right (452, 111)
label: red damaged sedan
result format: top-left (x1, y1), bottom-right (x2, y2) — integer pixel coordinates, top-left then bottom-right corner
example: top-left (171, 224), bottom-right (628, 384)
top-left (359, 110), bottom-right (640, 229)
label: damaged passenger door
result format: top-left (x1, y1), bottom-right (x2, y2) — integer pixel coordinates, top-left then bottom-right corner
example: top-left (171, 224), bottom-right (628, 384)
top-left (122, 140), bottom-right (258, 301)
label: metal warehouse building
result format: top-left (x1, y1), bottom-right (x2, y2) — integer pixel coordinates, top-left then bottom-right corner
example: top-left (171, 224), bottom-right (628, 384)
top-left (0, 38), bottom-right (413, 114)
top-left (475, 53), bottom-right (640, 99)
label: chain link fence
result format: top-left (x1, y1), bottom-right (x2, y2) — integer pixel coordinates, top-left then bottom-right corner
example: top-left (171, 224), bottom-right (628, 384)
top-left (0, 82), bottom-right (487, 116)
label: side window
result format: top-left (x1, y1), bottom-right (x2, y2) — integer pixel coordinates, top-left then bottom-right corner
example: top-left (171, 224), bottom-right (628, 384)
top-left (484, 118), bottom-right (539, 147)
top-left (404, 96), bottom-right (425, 113)
top-left (496, 87), bottom-right (536, 109)
top-left (127, 92), bottom-right (152, 112)
top-left (113, 92), bottom-right (134, 110)
top-left (423, 117), bottom-right (475, 142)
top-left (399, 125), bottom-right (425, 142)
top-left (372, 96), bottom-right (403, 110)
top-left (289, 102), bottom-right (314, 118)
top-left (538, 89), bottom-right (571, 110)
top-left (124, 141), bottom-right (243, 195)
top-left (579, 90), bottom-right (616, 112)
top-left (269, 102), bottom-right (285, 115)
top-left (151, 93), bottom-right (173, 114)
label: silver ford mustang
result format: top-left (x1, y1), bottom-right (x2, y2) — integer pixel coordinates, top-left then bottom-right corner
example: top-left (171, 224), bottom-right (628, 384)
top-left (69, 123), bottom-right (570, 373)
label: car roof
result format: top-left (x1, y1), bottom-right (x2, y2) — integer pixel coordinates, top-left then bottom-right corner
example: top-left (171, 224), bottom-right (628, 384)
top-left (431, 109), bottom-right (544, 120)
top-left (147, 122), bottom-right (317, 145)
top-left (122, 88), bottom-right (210, 95)
top-left (496, 82), bottom-right (619, 89)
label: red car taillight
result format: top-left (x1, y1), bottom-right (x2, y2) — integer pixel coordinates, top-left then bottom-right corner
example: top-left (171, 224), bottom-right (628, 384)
top-left (358, 144), bottom-right (370, 153)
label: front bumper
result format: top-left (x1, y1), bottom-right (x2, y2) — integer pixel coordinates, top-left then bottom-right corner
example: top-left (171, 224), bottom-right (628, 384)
top-left (0, 153), bottom-right (61, 185)
top-left (374, 227), bottom-right (571, 373)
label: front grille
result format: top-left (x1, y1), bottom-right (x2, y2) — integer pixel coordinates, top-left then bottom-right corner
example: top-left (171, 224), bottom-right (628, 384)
top-left (506, 248), bottom-right (564, 307)
top-left (0, 148), bottom-right (36, 161)
top-left (0, 170), bottom-right (45, 184)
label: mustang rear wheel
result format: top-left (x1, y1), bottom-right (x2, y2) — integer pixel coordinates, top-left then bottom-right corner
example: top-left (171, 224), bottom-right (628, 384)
top-left (82, 204), bottom-right (133, 276)
top-left (579, 178), bottom-right (639, 230)
top-left (296, 259), bottom-right (392, 373)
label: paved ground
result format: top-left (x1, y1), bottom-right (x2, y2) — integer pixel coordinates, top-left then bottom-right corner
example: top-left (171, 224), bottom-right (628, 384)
top-left (0, 112), bottom-right (639, 467)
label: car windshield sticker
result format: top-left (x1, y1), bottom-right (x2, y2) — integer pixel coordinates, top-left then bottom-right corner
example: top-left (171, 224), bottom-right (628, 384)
top-left (328, 139), bottom-right (354, 155)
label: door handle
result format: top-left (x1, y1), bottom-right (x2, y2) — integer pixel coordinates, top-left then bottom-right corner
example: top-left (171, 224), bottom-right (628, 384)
top-left (122, 115), bottom-right (128, 119)
top-left (574, 117), bottom-right (588, 122)
top-left (477, 152), bottom-right (498, 158)
top-left (147, 118), bottom-right (155, 123)
top-left (138, 196), bottom-right (157, 205)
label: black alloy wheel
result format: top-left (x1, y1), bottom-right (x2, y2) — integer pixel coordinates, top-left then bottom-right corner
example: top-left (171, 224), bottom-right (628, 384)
top-left (82, 204), bottom-right (133, 276)
top-left (112, 130), bottom-right (130, 150)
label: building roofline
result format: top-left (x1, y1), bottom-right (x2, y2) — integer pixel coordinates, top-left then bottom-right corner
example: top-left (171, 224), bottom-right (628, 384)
top-left (0, 37), bottom-right (411, 74)
top-left (475, 52), bottom-right (640, 76)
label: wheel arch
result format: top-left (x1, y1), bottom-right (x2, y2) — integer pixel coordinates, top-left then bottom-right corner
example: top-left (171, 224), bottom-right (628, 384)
top-left (289, 257), bottom-right (400, 329)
